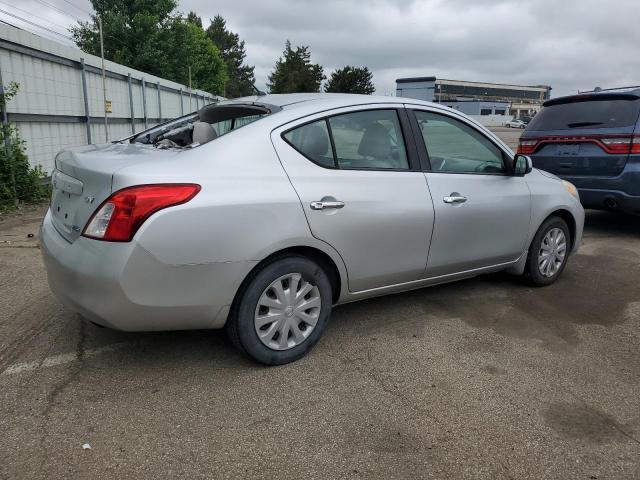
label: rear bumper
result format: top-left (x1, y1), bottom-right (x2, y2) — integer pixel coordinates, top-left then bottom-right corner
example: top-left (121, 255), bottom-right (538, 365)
top-left (560, 165), bottom-right (640, 214)
top-left (40, 210), bottom-right (254, 331)
top-left (576, 188), bottom-right (640, 214)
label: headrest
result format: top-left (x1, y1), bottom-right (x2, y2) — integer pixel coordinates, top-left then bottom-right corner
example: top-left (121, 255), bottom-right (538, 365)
top-left (192, 121), bottom-right (218, 145)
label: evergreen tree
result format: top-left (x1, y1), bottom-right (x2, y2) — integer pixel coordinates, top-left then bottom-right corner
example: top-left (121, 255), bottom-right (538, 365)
top-left (267, 41), bottom-right (325, 94)
top-left (206, 15), bottom-right (256, 98)
top-left (325, 66), bottom-right (375, 94)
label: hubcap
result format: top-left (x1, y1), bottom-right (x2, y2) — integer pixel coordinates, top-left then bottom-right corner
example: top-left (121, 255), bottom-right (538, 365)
top-left (538, 227), bottom-right (567, 278)
top-left (254, 273), bottom-right (321, 351)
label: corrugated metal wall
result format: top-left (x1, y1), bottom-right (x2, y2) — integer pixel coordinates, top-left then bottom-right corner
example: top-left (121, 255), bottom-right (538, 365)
top-left (0, 23), bottom-right (222, 173)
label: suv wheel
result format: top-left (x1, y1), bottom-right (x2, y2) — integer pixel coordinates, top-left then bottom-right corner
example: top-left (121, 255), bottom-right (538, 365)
top-left (525, 216), bottom-right (571, 286)
top-left (227, 255), bottom-right (333, 365)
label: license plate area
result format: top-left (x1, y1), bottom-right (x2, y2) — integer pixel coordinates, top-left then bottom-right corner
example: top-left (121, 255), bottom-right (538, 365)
top-left (555, 143), bottom-right (580, 155)
top-left (51, 170), bottom-right (85, 238)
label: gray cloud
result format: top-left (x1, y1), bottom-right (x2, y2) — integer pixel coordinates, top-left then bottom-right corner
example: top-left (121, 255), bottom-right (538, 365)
top-left (180, 0), bottom-right (640, 97)
top-left (6, 0), bottom-right (639, 97)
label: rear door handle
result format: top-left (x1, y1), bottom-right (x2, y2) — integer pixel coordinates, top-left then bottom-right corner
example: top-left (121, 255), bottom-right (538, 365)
top-left (443, 195), bottom-right (467, 204)
top-left (310, 200), bottom-right (345, 210)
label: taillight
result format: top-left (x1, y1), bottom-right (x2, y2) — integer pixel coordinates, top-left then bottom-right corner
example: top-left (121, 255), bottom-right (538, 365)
top-left (517, 135), bottom-right (640, 154)
top-left (600, 137), bottom-right (633, 154)
top-left (517, 139), bottom-right (538, 154)
top-left (601, 136), bottom-right (640, 154)
top-left (82, 184), bottom-right (201, 242)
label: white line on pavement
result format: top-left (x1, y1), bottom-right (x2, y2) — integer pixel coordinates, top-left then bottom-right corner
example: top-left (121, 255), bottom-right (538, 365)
top-left (1, 342), bottom-right (131, 376)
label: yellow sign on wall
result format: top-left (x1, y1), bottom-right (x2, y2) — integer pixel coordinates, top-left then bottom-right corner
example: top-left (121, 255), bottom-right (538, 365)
top-left (105, 100), bottom-right (112, 113)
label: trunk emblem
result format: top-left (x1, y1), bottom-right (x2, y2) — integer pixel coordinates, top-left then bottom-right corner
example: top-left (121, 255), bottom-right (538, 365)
top-left (84, 196), bottom-right (95, 204)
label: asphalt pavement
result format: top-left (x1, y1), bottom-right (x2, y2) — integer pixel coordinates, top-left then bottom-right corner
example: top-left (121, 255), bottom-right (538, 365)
top-left (0, 174), bottom-right (639, 478)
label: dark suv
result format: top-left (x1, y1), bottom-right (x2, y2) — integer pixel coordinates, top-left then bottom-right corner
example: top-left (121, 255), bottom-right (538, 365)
top-left (519, 89), bottom-right (640, 214)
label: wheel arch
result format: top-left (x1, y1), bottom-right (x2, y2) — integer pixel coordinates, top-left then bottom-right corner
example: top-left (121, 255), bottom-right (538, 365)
top-left (545, 208), bottom-right (577, 250)
top-left (229, 245), bottom-right (345, 322)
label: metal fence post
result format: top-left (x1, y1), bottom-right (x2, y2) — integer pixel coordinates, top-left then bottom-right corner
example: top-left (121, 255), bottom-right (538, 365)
top-left (179, 88), bottom-right (184, 116)
top-left (156, 81), bottom-right (161, 123)
top-left (141, 78), bottom-right (148, 128)
top-left (0, 64), bottom-right (17, 200)
top-left (127, 73), bottom-right (135, 135)
top-left (80, 58), bottom-right (92, 144)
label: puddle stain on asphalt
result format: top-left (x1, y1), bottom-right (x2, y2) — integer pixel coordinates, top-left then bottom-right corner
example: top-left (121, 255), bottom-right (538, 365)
top-left (543, 402), bottom-right (636, 444)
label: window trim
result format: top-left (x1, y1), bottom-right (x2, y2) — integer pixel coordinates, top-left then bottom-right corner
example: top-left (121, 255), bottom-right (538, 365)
top-left (281, 107), bottom-right (421, 172)
top-left (408, 108), bottom-right (515, 176)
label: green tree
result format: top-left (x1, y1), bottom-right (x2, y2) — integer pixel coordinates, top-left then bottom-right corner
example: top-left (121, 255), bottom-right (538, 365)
top-left (186, 11), bottom-right (202, 28)
top-left (70, 1), bottom-right (226, 94)
top-left (162, 18), bottom-right (226, 94)
top-left (267, 41), bottom-right (324, 94)
top-left (206, 15), bottom-right (256, 98)
top-left (325, 66), bottom-right (375, 95)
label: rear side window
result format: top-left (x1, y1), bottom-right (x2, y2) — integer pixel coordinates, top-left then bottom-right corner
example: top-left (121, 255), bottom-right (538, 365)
top-left (284, 109), bottom-right (409, 170)
top-left (328, 110), bottom-right (408, 169)
top-left (528, 97), bottom-right (640, 131)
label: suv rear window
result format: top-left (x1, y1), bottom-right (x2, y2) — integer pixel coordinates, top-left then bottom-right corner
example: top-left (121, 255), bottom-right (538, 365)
top-left (528, 96), bottom-right (640, 131)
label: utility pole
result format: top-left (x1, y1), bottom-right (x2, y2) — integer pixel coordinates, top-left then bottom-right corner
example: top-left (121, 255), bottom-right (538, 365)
top-left (98, 16), bottom-right (108, 142)
top-left (188, 66), bottom-right (192, 112)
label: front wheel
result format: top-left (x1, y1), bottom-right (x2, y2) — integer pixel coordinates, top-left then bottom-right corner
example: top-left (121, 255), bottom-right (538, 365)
top-left (525, 216), bottom-right (571, 286)
top-left (227, 255), bottom-right (333, 365)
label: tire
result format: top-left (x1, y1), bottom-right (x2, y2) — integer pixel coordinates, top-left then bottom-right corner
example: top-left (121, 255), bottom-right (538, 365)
top-left (227, 255), bottom-right (333, 365)
top-left (506, 124), bottom-right (511, 128)
top-left (525, 216), bottom-right (571, 287)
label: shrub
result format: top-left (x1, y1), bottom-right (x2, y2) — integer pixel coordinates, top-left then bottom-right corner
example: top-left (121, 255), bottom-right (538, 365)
top-left (0, 82), bottom-right (48, 212)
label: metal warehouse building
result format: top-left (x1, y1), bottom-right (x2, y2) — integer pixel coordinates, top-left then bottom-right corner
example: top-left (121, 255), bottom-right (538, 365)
top-left (396, 76), bottom-right (551, 119)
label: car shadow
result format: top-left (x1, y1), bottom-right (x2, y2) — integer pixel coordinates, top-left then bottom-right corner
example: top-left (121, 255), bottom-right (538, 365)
top-left (583, 209), bottom-right (640, 237)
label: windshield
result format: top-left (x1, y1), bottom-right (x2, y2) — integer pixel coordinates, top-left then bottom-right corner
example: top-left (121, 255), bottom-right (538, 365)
top-left (528, 97), bottom-right (640, 131)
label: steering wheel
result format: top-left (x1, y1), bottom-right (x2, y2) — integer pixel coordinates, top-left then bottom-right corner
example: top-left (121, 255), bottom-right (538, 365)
top-left (474, 161), bottom-right (502, 174)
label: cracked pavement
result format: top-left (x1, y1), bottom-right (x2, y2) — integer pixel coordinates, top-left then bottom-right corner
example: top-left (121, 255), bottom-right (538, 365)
top-left (0, 202), bottom-right (639, 479)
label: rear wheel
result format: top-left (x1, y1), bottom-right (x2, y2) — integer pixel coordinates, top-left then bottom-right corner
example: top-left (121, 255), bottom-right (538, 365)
top-left (525, 216), bottom-right (571, 286)
top-left (227, 255), bottom-right (333, 365)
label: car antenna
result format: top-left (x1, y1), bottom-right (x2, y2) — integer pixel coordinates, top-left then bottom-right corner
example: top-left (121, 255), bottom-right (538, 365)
top-left (252, 83), bottom-right (267, 96)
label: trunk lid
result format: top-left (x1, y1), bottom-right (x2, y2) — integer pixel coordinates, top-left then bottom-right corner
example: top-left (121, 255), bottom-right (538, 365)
top-left (50, 142), bottom-right (179, 242)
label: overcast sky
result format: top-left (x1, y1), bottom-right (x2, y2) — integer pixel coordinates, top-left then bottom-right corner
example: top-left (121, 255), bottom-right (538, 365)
top-left (4, 0), bottom-right (639, 98)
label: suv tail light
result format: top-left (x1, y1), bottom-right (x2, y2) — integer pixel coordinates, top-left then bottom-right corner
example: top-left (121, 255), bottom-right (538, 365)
top-left (83, 184), bottom-right (201, 242)
top-left (518, 135), bottom-right (640, 155)
top-left (517, 139), bottom-right (538, 154)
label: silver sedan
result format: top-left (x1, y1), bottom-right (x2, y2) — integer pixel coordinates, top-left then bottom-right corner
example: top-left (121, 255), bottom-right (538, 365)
top-left (41, 93), bottom-right (584, 364)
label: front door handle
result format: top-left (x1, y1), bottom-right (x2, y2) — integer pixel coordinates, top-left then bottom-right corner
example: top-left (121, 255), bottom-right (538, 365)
top-left (443, 194), bottom-right (467, 204)
top-left (310, 200), bottom-right (345, 210)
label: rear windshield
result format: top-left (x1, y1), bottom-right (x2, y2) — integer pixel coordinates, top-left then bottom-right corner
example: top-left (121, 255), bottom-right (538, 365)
top-left (527, 97), bottom-right (640, 131)
top-left (129, 103), bottom-right (274, 148)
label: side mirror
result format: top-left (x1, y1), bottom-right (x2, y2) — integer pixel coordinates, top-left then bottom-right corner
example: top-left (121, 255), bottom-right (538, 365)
top-left (513, 154), bottom-right (533, 176)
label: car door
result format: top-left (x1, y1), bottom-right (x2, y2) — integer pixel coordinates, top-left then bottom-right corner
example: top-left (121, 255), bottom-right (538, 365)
top-left (409, 108), bottom-right (531, 278)
top-left (272, 105), bottom-right (435, 292)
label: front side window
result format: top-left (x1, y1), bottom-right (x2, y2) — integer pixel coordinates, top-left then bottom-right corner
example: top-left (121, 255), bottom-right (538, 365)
top-left (415, 111), bottom-right (506, 174)
top-left (283, 109), bottom-right (409, 170)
